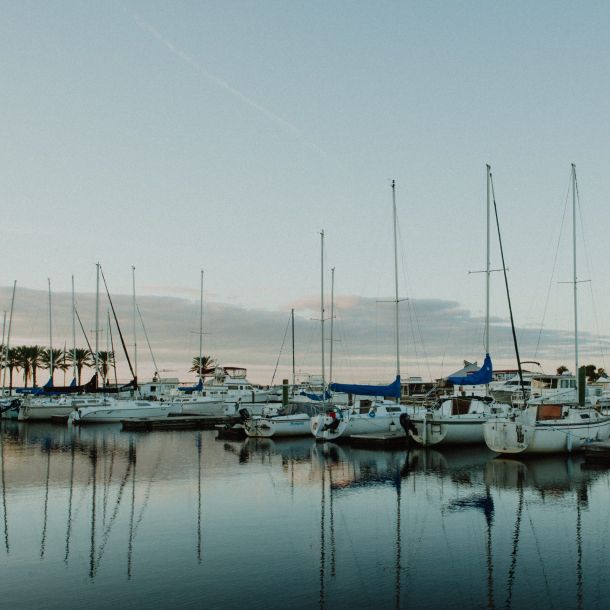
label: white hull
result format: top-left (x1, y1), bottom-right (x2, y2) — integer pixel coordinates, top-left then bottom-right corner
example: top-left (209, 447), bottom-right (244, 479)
top-left (244, 414), bottom-right (311, 438)
top-left (409, 415), bottom-right (488, 446)
top-left (18, 405), bottom-right (77, 421)
top-left (310, 403), bottom-right (408, 441)
top-left (484, 415), bottom-right (610, 454)
top-left (173, 399), bottom-right (225, 416)
top-left (70, 402), bottom-right (180, 424)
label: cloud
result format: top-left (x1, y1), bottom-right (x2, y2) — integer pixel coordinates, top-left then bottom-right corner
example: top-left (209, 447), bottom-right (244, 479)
top-left (0, 287), bottom-right (606, 385)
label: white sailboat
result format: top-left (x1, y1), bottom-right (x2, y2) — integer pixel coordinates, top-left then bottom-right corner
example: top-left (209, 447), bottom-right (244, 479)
top-left (484, 165), bottom-right (610, 454)
top-left (245, 232), bottom-right (330, 438)
top-left (406, 166), bottom-right (511, 446)
top-left (170, 270), bottom-right (224, 416)
top-left (310, 181), bottom-right (411, 441)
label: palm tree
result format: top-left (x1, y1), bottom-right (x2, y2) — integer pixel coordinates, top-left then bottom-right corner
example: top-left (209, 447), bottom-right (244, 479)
top-left (14, 346), bottom-right (32, 387)
top-left (67, 348), bottom-right (93, 385)
top-left (41, 348), bottom-right (67, 384)
top-left (97, 351), bottom-right (115, 386)
top-left (189, 355), bottom-right (216, 378)
top-left (27, 345), bottom-right (46, 387)
top-left (5, 347), bottom-right (20, 391)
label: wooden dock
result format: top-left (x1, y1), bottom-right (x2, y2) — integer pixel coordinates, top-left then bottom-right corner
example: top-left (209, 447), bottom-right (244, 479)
top-left (348, 431), bottom-right (408, 447)
top-left (51, 415), bottom-right (70, 425)
top-left (122, 415), bottom-right (239, 432)
top-left (584, 441), bottom-right (610, 463)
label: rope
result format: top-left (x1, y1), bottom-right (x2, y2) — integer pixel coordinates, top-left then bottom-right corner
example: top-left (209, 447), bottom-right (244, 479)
top-left (534, 173), bottom-right (571, 359)
top-left (270, 312), bottom-right (291, 386)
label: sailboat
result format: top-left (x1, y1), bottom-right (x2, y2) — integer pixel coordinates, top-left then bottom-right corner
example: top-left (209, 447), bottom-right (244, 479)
top-left (170, 270), bottom-right (224, 416)
top-left (483, 165), bottom-right (610, 454)
top-left (310, 181), bottom-right (412, 441)
top-left (404, 166), bottom-right (511, 446)
top-left (244, 234), bottom-right (329, 438)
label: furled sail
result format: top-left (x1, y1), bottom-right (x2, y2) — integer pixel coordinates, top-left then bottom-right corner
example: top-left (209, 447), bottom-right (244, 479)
top-left (177, 378), bottom-right (204, 392)
top-left (329, 375), bottom-right (401, 398)
top-left (448, 353), bottom-right (493, 386)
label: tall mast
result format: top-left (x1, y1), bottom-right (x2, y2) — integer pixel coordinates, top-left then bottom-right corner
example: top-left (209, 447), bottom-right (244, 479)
top-left (291, 308), bottom-right (295, 388)
top-left (320, 230), bottom-right (325, 405)
top-left (132, 266), bottom-right (138, 382)
top-left (0, 312), bottom-right (5, 395)
top-left (2, 281), bottom-right (16, 393)
top-left (71, 276), bottom-right (76, 381)
top-left (572, 163), bottom-right (579, 400)
top-left (199, 269), bottom-right (204, 379)
top-left (329, 267), bottom-right (335, 386)
top-left (95, 263), bottom-right (100, 384)
top-left (391, 180), bottom-right (401, 381)
top-left (486, 165), bottom-right (491, 355)
top-left (48, 278), bottom-right (54, 382)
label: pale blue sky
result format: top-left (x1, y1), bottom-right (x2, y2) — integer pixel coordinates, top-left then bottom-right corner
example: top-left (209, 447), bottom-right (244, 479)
top-left (2, 1), bottom-right (610, 379)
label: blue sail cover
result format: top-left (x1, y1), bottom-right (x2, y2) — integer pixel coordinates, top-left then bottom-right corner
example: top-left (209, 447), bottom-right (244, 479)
top-left (299, 389), bottom-right (331, 401)
top-left (178, 378), bottom-right (204, 392)
top-left (329, 375), bottom-right (401, 398)
top-left (448, 353), bottom-right (493, 386)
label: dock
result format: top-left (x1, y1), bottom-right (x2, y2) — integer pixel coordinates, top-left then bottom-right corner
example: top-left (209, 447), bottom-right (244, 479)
top-left (584, 441), bottom-right (610, 463)
top-left (348, 431), bottom-right (408, 447)
top-left (122, 415), bottom-right (239, 432)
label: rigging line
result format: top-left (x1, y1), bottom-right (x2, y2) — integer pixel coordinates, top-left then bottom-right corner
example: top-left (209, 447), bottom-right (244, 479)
top-left (397, 219), bottom-right (432, 380)
top-left (574, 177), bottom-right (607, 371)
top-left (137, 305), bottom-right (159, 374)
top-left (74, 307), bottom-right (95, 356)
top-left (535, 173), bottom-right (572, 358)
top-left (270, 312), bottom-right (291, 387)
top-left (108, 313), bottom-right (119, 389)
top-left (99, 267), bottom-right (136, 382)
top-left (490, 174), bottom-right (526, 399)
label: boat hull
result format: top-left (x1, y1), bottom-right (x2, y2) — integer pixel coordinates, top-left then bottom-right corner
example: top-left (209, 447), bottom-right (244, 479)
top-left (70, 403), bottom-right (180, 424)
top-left (18, 405), bottom-right (77, 421)
top-left (409, 415), bottom-right (488, 446)
top-left (244, 414), bottom-right (311, 438)
top-left (483, 417), bottom-right (610, 454)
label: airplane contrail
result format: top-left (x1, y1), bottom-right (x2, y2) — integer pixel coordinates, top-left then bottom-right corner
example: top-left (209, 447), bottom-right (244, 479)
top-left (133, 13), bottom-right (334, 161)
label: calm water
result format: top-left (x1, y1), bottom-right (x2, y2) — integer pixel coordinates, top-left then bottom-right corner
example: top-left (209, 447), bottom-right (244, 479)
top-left (1, 422), bottom-right (609, 609)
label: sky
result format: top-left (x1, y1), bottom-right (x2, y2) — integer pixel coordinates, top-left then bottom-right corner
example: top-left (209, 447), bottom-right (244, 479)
top-left (2, 1), bottom-right (610, 383)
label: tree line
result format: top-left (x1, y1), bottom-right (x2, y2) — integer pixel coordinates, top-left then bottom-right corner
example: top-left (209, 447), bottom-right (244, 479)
top-left (0, 345), bottom-right (115, 389)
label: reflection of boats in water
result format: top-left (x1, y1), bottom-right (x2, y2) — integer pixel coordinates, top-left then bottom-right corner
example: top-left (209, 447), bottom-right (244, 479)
top-left (484, 454), bottom-right (606, 494)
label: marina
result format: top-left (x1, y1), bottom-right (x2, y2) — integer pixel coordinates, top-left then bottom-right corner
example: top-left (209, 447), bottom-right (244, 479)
top-left (1, 420), bottom-right (610, 608)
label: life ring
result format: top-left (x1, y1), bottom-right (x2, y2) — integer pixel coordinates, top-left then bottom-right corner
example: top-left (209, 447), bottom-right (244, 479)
top-left (368, 409), bottom-right (376, 418)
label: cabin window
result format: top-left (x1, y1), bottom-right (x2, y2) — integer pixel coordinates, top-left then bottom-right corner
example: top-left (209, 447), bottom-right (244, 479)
top-left (580, 414), bottom-right (590, 419)
top-left (451, 398), bottom-right (471, 416)
top-left (228, 385), bottom-right (239, 390)
top-left (386, 406), bottom-right (401, 413)
top-left (536, 405), bottom-right (563, 420)
top-left (150, 386), bottom-right (156, 392)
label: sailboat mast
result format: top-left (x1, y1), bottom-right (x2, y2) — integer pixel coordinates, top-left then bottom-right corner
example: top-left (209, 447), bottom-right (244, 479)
top-left (132, 266), bottom-right (138, 382)
top-left (48, 278), bottom-right (54, 381)
top-left (572, 163), bottom-right (579, 400)
top-left (71, 276), bottom-right (76, 381)
top-left (291, 308), bottom-right (295, 388)
top-left (329, 267), bottom-right (335, 386)
top-left (95, 263), bottom-right (100, 385)
top-left (2, 281), bottom-right (16, 393)
top-left (320, 230), bottom-right (326, 405)
top-left (392, 180), bottom-right (401, 403)
top-left (199, 269), bottom-right (204, 379)
top-left (486, 165), bottom-right (491, 355)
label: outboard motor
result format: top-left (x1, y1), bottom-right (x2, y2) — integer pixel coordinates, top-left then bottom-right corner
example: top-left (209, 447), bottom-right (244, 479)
top-left (399, 412), bottom-right (417, 436)
top-left (239, 408), bottom-right (251, 422)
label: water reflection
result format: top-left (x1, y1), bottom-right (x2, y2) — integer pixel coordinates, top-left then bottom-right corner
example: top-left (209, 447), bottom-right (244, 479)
top-left (1, 422), bottom-right (610, 608)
